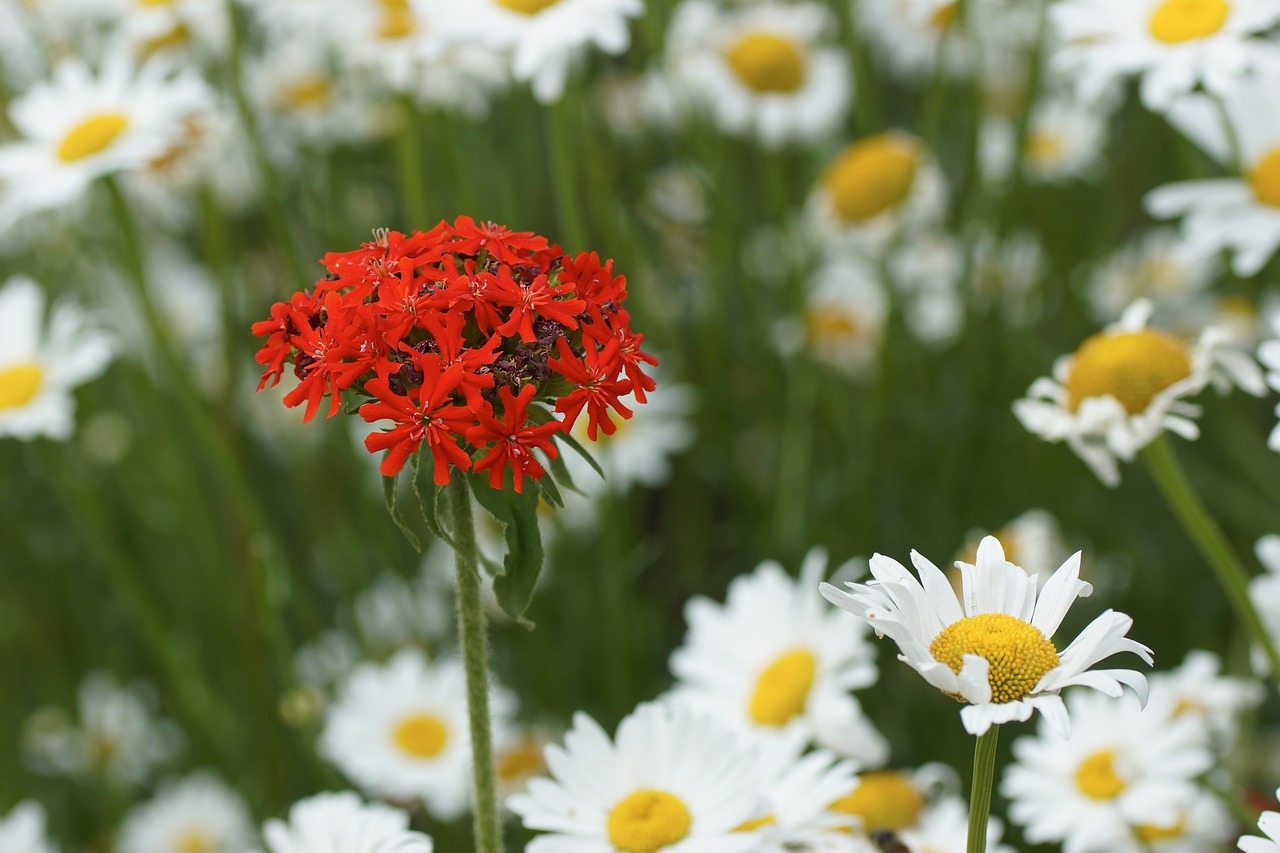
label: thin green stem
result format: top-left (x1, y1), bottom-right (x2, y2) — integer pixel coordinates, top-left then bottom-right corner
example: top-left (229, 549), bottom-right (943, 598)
top-left (967, 726), bottom-right (1000, 853)
top-left (773, 356), bottom-right (818, 554)
top-left (446, 476), bottom-right (503, 853)
top-left (395, 97), bottom-right (432, 228)
top-left (546, 98), bottom-right (588, 253)
top-left (1141, 435), bottom-right (1280, 679)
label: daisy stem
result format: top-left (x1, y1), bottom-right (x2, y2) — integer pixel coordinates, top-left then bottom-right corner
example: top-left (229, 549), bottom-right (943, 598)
top-left (966, 725), bottom-right (1000, 853)
top-left (1142, 434), bottom-right (1280, 680)
top-left (445, 475), bottom-right (504, 853)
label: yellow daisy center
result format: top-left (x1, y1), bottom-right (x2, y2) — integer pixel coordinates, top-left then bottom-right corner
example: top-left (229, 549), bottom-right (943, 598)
top-left (829, 772), bottom-right (923, 832)
top-left (280, 77), bottom-right (333, 111)
top-left (734, 815), bottom-right (776, 832)
top-left (928, 613), bottom-right (1060, 704)
top-left (1148, 0), bottom-right (1229, 43)
top-left (1025, 131), bottom-right (1064, 171)
top-left (0, 364), bottom-right (43, 411)
top-left (140, 24), bottom-right (192, 57)
top-left (748, 648), bottom-right (818, 726)
top-left (807, 309), bottom-right (863, 346)
top-left (495, 739), bottom-right (545, 782)
top-left (821, 135), bottom-right (920, 224)
top-left (378, 0), bottom-right (416, 39)
top-left (930, 2), bottom-right (958, 28)
top-left (1136, 819), bottom-right (1186, 842)
top-left (1063, 328), bottom-right (1192, 414)
top-left (725, 33), bottom-right (807, 94)
top-left (393, 713), bottom-right (449, 758)
top-left (57, 114), bottom-right (130, 163)
top-left (1075, 749), bottom-right (1126, 800)
top-left (1248, 147), bottom-right (1280, 207)
top-left (496, 0), bottom-right (561, 13)
top-left (607, 789), bottom-right (692, 853)
top-left (176, 829), bottom-right (216, 853)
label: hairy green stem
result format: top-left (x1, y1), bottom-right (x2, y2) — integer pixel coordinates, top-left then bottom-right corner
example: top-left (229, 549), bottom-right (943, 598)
top-left (967, 726), bottom-right (1000, 853)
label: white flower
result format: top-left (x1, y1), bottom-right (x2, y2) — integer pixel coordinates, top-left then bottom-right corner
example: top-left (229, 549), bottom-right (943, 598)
top-left (887, 230), bottom-right (964, 347)
top-left (827, 764), bottom-right (956, 836)
top-left (1146, 73), bottom-right (1280, 276)
top-left (1086, 229), bottom-right (1217, 324)
top-left (968, 229), bottom-right (1047, 325)
top-left (665, 0), bottom-right (850, 147)
top-left (1013, 299), bottom-right (1265, 486)
top-left (956, 510), bottom-right (1066, 578)
top-left (0, 276), bottom-right (115, 441)
top-left (1002, 690), bottom-right (1215, 853)
top-left (353, 569), bottom-right (454, 656)
top-left (981, 96), bottom-right (1109, 184)
top-left (117, 773), bottom-right (255, 853)
top-left (858, 0), bottom-right (969, 79)
top-left (507, 701), bottom-right (767, 853)
top-left (670, 549), bottom-right (887, 765)
top-left (254, 792), bottom-right (433, 853)
top-left (1240, 791), bottom-right (1280, 853)
top-left (1148, 649), bottom-right (1262, 749)
top-left (820, 535), bottom-right (1153, 737)
top-left (783, 255), bottom-right (887, 377)
top-left (744, 730), bottom-right (861, 853)
top-left (0, 802), bottom-right (57, 853)
top-left (899, 796), bottom-right (1014, 853)
top-left (1250, 535), bottom-right (1280, 671)
top-left (1258, 309), bottom-right (1280, 450)
top-left (1049, 0), bottom-right (1280, 110)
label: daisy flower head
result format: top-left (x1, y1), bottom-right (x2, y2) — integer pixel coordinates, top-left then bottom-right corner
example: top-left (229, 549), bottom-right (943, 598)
top-left (827, 764), bottom-right (956, 837)
top-left (1050, 0), bottom-right (1280, 110)
top-left (1249, 535), bottom-right (1280, 673)
top-left (1086, 228), bottom-right (1217, 325)
top-left (0, 801), bottom-right (57, 853)
top-left (956, 509), bottom-right (1066, 579)
top-left (669, 549), bottom-right (887, 766)
top-left (981, 95), bottom-right (1109, 185)
top-left (820, 535), bottom-right (1153, 737)
top-left (254, 792), bottom-right (433, 853)
top-left (1148, 649), bottom-right (1262, 749)
top-left (1013, 299), bottom-right (1265, 486)
top-left (886, 230), bottom-right (965, 347)
top-left (898, 795), bottom-right (1014, 853)
top-left (779, 254), bottom-right (887, 378)
top-left (1240, 792), bottom-right (1280, 853)
top-left (0, 276), bottom-right (115, 442)
top-left (117, 773), bottom-right (255, 853)
top-left (742, 730), bottom-right (863, 853)
top-left (858, 0), bottom-right (970, 80)
top-left (665, 0), bottom-right (851, 148)
top-left (506, 701), bottom-right (768, 853)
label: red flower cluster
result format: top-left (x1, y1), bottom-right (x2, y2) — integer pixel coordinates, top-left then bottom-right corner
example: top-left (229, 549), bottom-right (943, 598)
top-left (251, 217), bottom-right (656, 492)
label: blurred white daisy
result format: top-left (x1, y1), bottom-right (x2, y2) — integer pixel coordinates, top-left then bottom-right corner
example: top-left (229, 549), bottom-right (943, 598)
top-left (320, 647), bottom-right (514, 819)
top-left (1149, 649), bottom-right (1262, 749)
top-left (254, 792), bottom-right (433, 853)
top-left (779, 255), bottom-right (887, 377)
top-left (1002, 690), bottom-right (1214, 853)
top-left (294, 630), bottom-right (359, 692)
top-left (353, 569), bottom-right (454, 656)
top-left (117, 773), bottom-right (255, 853)
top-left (981, 96), bottom-right (1109, 185)
top-left (0, 276), bottom-right (115, 442)
top-left (1129, 788), bottom-right (1234, 853)
top-left (666, 0), bottom-right (850, 147)
top-left (820, 536), bottom-right (1152, 737)
top-left (743, 730), bottom-right (861, 852)
top-left (1146, 73), bottom-right (1280, 276)
top-left (1240, 792), bottom-right (1280, 853)
top-left (1050, 0), bottom-right (1280, 110)
top-left (1261, 318), bottom-right (1280, 449)
top-left (494, 727), bottom-right (554, 799)
top-left (858, 0), bottom-right (969, 80)
top-left (899, 795), bottom-right (1015, 853)
top-left (0, 802), bottom-right (57, 853)
top-left (1250, 535), bottom-right (1280, 672)
top-left (1013, 299), bottom-right (1265, 486)
top-left (956, 510), bottom-right (1066, 579)
top-left (827, 765), bottom-right (956, 836)
top-left (506, 701), bottom-right (767, 853)
top-left (670, 549), bottom-right (887, 765)
top-left (887, 230), bottom-right (964, 347)
top-left (1086, 229), bottom-right (1217, 325)
top-left (968, 229), bottom-right (1047, 325)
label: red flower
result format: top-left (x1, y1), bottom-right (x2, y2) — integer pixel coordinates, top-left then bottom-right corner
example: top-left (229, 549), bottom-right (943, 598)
top-left (359, 356), bottom-right (474, 481)
top-left (548, 336), bottom-right (633, 440)
top-left (489, 267), bottom-right (586, 343)
top-left (581, 305), bottom-right (658, 403)
top-left (467, 385), bottom-right (562, 493)
top-left (425, 261), bottom-right (506, 333)
top-left (282, 294), bottom-right (377, 421)
top-left (448, 216), bottom-right (549, 265)
top-left (251, 292), bottom-right (314, 390)
top-left (418, 311), bottom-right (500, 409)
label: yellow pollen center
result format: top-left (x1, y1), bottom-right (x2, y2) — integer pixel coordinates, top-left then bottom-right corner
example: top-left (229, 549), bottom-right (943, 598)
top-left (1025, 131), bottom-right (1064, 170)
top-left (1064, 328), bottom-right (1192, 414)
top-left (1136, 819), bottom-right (1186, 842)
top-left (928, 613), bottom-right (1059, 704)
top-left (57, 114), bottom-right (130, 163)
top-left (748, 648), bottom-right (818, 725)
top-left (1075, 750), bottom-right (1126, 800)
top-left (1148, 0), bottom-right (1229, 42)
top-left (0, 364), bottom-right (43, 411)
top-left (829, 772), bottom-right (924, 832)
top-left (393, 713), bottom-right (449, 758)
top-left (821, 135), bottom-right (920, 224)
top-left (1248, 147), bottom-right (1280, 207)
top-left (807, 309), bottom-right (862, 345)
top-left (281, 77), bottom-right (332, 111)
top-left (734, 815), bottom-right (776, 832)
top-left (377, 0), bottom-right (415, 38)
top-left (495, 0), bottom-right (561, 13)
top-left (496, 741), bottom-right (545, 781)
top-left (930, 2), bottom-right (958, 28)
top-left (176, 830), bottom-right (216, 853)
top-left (607, 790), bottom-right (692, 853)
top-left (725, 33), bottom-right (807, 94)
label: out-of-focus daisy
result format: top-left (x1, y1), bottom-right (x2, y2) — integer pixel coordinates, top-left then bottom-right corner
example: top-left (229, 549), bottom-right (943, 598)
top-left (1050, 0), bottom-right (1280, 110)
top-left (117, 773), bottom-right (255, 853)
top-left (1261, 317), bottom-right (1280, 449)
top-left (744, 730), bottom-right (861, 852)
top-left (353, 569), bottom-right (454, 656)
top-left (320, 647), bottom-right (514, 819)
top-left (828, 765), bottom-right (956, 836)
top-left (507, 701), bottom-right (766, 853)
top-left (0, 276), bottom-right (115, 442)
top-left (1146, 73), bottom-right (1280, 276)
top-left (0, 802), bottom-right (57, 853)
top-left (294, 630), bottom-right (359, 693)
top-left (495, 727), bottom-right (554, 799)
top-left (1013, 299), bottom-right (1265, 486)
top-left (1149, 649), bottom-right (1262, 749)
top-left (253, 792), bottom-right (433, 853)
top-left (981, 96), bottom-right (1109, 185)
top-left (1240, 791), bottom-right (1280, 853)
top-left (887, 231), bottom-right (964, 347)
top-left (1086, 229), bottom-right (1217, 325)
top-left (899, 796), bottom-right (1015, 853)
top-left (968, 229), bottom-right (1047, 325)
top-left (955, 509), bottom-right (1066, 579)
top-left (666, 1), bottom-right (850, 147)
top-left (1250, 535), bottom-right (1280, 671)
top-left (778, 255), bottom-right (887, 377)
top-left (599, 68), bottom-right (688, 138)
top-left (858, 0), bottom-right (969, 80)
top-left (1002, 690), bottom-right (1214, 853)
top-left (412, 46), bottom-right (511, 118)
top-left (670, 549), bottom-right (887, 765)
top-left (820, 536), bottom-right (1152, 737)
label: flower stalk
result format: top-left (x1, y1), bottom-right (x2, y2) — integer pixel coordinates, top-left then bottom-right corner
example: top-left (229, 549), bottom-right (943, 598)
top-left (966, 725), bottom-right (1000, 853)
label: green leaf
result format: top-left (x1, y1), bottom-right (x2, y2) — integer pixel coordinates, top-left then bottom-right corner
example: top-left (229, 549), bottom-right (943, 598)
top-left (468, 472), bottom-right (544, 629)
top-left (547, 449), bottom-right (587, 497)
top-left (537, 465), bottom-right (565, 508)
top-left (555, 430), bottom-right (606, 482)
top-left (382, 474), bottom-right (422, 552)
top-left (412, 450), bottom-right (455, 547)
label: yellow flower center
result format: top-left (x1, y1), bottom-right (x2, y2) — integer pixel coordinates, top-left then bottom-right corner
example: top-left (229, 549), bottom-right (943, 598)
top-left (1136, 819), bottom-right (1186, 842)
top-left (495, 0), bottom-right (561, 13)
top-left (829, 772), bottom-right (923, 832)
top-left (140, 24), bottom-right (192, 57)
top-left (821, 135), bottom-right (920, 224)
top-left (1075, 750), bottom-right (1126, 800)
top-left (57, 114), bottom-right (130, 163)
top-left (1248, 147), bottom-right (1280, 207)
top-left (0, 364), bottom-right (43, 411)
top-left (496, 740), bottom-right (545, 782)
top-left (378, 0), bottom-right (415, 38)
top-left (748, 648), bottom-right (817, 726)
top-left (725, 33), bottom-right (807, 94)
top-left (176, 830), bottom-right (216, 853)
top-left (1025, 131), bottom-right (1064, 171)
top-left (930, 2), bottom-right (958, 28)
top-left (1148, 0), bottom-right (1229, 43)
top-left (1064, 329), bottom-right (1192, 414)
top-left (807, 309), bottom-right (863, 346)
top-left (607, 790), bottom-right (692, 853)
top-left (928, 613), bottom-right (1060, 704)
top-left (734, 815), bottom-right (776, 832)
top-left (392, 713), bottom-right (449, 758)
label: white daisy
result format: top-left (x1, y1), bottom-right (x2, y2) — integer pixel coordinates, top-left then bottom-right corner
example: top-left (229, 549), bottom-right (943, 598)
top-left (494, 727), bottom-right (554, 799)
top-left (743, 730), bottom-right (861, 852)
top-left (1240, 792), bottom-right (1280, 853)
top-left (1148, 649), bottom-right (1262, 749)
top-left (1002, 690), bottom-right (1214, 853)
top-left (353, 569), bottom-right (454, 656)
top-left (827, 765), bottom-right (957, 836)
top-left (1261, 320), bottom-right (1280, 449)
top-left (1146, 72), bottom-right (1280, 277)
top-left (899, 795), bottom-right (1015, 853)
top-left (780, 254), bottom-right (887, 377)
top-left (0, 802), bottom-right (57, 853)
top-left (320, 647), bottom-right (514, 819)
top-left (1013, 299), bottom-right (1265, 486)
top-left (254, 792), bottom-right (433, 853)
top-left (669, 549), bottom-right (887, 765)
top-left (506, 701), bottom-right (767, 853)
top-left (117, 773), bottom-right (255, 853)
top-left (665, 0), bottom-right (851, 148)
top-left (858, 0), bottom-right (969, 80)
top-left (820, 535), bottom-right (1153, 737)
top-left (1086, 228), bottom-right (1217, 325)
top-left (0, 276), bottom-right (115, 442)
top-left (956, 510), bottom-right (1066, 579)
top-left (1250, 535), bottom-right (1280, 672)
top-left (968, 229), bottom-right (1047, 326)
top-left (981, 96), bottom-right (1109, 185)
top-left (887, 230), bottom-right (964, 347)
top-left (1049, 0), bottom-right (1280, 110)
